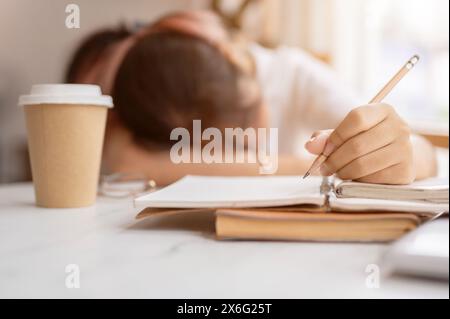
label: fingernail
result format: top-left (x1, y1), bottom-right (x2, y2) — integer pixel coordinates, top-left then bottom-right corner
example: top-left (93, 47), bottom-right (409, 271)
top-left (308, 132), bottom-right (328, 144)
top-left (307, 136), bottom-right (317, 144)
top-left (323, 142), bottom-right (335, 156)
top-left (320, 163), bottom-right (332, 176)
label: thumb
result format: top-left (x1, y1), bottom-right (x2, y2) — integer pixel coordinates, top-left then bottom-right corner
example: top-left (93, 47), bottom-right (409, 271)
top-left (305, 130), bottom-right (333, 155)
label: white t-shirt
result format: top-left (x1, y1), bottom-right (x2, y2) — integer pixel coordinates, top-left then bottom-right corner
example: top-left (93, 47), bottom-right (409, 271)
top-left (250, 44), bottom-right (359, 156)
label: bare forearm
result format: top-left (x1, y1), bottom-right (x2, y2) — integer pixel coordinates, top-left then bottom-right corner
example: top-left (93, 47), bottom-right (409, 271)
top-left (109, 144), bottom-right (311, 186)
top-left (412, 134), bottom-right (438, 180)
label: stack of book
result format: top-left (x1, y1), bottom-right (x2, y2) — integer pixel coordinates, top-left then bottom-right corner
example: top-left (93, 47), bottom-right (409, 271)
top-left (134, 176), bottom-right (449, 242)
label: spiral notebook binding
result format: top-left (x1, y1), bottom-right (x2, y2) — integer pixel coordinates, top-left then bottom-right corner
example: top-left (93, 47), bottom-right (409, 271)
top-left (320, 176), bottom-right (335, 212)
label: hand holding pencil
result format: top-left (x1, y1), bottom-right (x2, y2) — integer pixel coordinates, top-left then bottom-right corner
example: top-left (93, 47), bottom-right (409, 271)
top-left (304, 55), bottom-right (420, 185)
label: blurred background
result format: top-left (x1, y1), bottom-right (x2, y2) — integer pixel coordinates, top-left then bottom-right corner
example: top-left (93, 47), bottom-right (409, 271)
top-left (0, 0), bottom-right (448, 183)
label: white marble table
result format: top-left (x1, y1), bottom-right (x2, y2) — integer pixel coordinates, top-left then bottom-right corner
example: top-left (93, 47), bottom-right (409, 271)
top-left (0, 183), bottom-right (448, 299)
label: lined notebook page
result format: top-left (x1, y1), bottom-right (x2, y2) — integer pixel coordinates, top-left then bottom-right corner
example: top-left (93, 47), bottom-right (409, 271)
top-left (330, 197), bottom-right (449, 214)
top-left (337, 177), bottom-right (449, 191)
top-left (336, 178), bottom-right (449, 204)
top-left (134, 175), bottom-right (325, 209)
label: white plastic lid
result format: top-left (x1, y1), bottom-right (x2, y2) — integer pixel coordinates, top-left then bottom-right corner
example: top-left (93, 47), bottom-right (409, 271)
top-left (18, 84), bottom-right (113, 108)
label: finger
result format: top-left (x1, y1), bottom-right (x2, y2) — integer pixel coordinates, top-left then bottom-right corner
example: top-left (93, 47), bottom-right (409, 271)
top-left (324, 104), bottom-right (394, 156)
top-left (321, 117), bottom-right (403, 175)
top-left (305, 130), bottom-right (333, 155)
top-left (310, 129), bottom-right (333, 139)
top-left (334, 140), bottom-right (411, 180)
top-left (355, 162), bottom-right (415, 185)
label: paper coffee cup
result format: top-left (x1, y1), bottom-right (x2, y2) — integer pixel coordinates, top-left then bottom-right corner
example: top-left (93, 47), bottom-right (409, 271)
top-left (19, 84), bottom-right (113, 208)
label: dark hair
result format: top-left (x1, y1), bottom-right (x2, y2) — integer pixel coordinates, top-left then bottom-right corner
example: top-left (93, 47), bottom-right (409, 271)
top-left (113, 31), bottom-right (262, 148)
top-left (65, 26), bottom-right (131, 83)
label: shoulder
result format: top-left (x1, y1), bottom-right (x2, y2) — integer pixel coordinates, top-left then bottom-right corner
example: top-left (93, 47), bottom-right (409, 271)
top-left (249, 44), bottom-right (333, 81)
top-left (249, 43), bottom-right (359, 103)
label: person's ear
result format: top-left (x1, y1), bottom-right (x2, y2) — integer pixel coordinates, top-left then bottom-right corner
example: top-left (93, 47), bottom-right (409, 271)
top-left (226, 34), bottom-right (255, 76)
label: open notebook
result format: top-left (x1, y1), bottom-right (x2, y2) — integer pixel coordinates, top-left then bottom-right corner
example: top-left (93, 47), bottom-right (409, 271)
top-left (134, 176), bottom-right (449, 242)
top-left (135, 176), bottom-right (449, 214)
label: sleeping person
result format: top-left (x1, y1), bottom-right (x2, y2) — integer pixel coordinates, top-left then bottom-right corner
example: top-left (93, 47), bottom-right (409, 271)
top-left (66, 10), bottom-right (437, 185)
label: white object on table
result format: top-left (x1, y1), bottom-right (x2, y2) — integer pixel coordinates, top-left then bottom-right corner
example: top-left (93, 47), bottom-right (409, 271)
top-left (0, 183), bottom-right (448, 299)
top-left (382, 219), bottom-right (449, 280)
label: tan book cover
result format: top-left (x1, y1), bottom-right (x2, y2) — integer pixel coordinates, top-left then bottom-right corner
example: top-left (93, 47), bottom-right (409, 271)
top-left (215, 209), bottom-right (421, 243)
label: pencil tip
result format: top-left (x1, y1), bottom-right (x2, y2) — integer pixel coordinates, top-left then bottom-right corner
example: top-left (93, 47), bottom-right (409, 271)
top-left (303, 172), bottom-right (310, 179)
